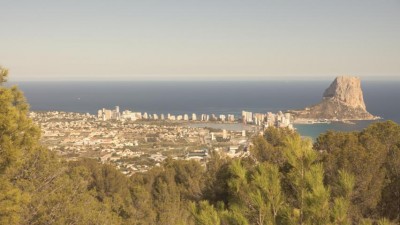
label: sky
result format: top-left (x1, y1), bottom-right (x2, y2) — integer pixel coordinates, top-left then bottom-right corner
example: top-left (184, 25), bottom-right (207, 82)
top-left (1, 0), bottom-right (399, 81)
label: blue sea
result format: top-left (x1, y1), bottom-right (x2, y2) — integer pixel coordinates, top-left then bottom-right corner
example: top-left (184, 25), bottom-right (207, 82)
top-left (14, 80), bottom-right (400, 139)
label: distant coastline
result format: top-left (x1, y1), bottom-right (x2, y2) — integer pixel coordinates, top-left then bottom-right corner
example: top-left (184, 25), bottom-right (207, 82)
top-left (293, 117), bottom-right (381, 125)
top-left (16, 81), bottom-right (400, 138)
top-left (30, 110), bottom-right (390, 141)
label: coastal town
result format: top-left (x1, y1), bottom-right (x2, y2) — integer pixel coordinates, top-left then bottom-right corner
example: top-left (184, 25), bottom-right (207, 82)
top-left (29, 107), bottom-right (293, 175)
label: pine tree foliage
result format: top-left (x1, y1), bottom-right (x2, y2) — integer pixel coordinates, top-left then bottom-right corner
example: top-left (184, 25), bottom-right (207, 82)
top-left (315, 121), bottom-right (400, 221)
top-left (283, 136), bottom-right (330, 225)
top-left (190, 201), bottom-right (220, 225)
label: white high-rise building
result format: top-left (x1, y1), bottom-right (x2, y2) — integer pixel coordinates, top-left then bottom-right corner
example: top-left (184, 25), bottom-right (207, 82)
top-left (104, 109), bottom-right (112, 120)
top-left (222, 129), bottom-right (228, 139)
top-left (115, 106), bottom-right (120, 120)
top-left (134, 112), bottom-right (142, 119)
top-left (242, 111), bottom-right (253, 123)
top-left (192, 113), bottom-right (197, 121)
top-left (266, 112), bottom-right (275, 127)
top-left (183, 114), bottom-right (189, 121)
top-left (254, 113), bottom-right (265, 125)
top-left (122, 110), bottom-right (137, 121)
top-left (97, 110), bottom-right (103, 120)
top-left (97, 107), bottom-right (120, 121)
top-left (143, 112), bottom-right (148, 119)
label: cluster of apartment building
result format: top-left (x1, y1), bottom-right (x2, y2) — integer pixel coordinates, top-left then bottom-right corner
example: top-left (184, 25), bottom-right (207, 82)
top-left (242, 110), bottom-right (293, 129)
top-left (97, 107), bottom-right (293, 131)
top-left (97, 106), bottom-right (236, 122)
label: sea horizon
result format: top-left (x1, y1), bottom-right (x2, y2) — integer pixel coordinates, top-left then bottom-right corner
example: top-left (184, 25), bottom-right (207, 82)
top-left (9, 76), bottom-right (400, 83)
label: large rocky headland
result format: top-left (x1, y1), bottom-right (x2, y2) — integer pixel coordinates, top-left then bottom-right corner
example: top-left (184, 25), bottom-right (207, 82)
top-left (290, 76), bottom-right (379, 122)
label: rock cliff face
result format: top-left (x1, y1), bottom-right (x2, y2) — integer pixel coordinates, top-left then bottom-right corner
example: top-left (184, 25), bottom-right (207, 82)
top-left (291, 76), bottom-right (377, 120)
top-left (323, 76), bottom-right (366, 110)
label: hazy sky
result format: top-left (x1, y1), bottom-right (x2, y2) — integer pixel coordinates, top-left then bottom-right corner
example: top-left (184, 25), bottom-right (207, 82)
top-left (1, 0), bottom-right (399, 81)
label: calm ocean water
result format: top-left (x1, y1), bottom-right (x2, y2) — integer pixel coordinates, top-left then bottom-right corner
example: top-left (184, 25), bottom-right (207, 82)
top-left (14, 80), bottom-right (400, 139)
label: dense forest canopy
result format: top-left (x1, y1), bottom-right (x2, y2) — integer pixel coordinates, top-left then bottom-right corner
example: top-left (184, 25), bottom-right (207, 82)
top-left (1, 67), bottom-right (399, 224)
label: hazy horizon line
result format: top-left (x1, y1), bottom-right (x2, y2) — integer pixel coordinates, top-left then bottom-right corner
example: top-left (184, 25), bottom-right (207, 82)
top-left (9, 76), bottom-right (400, 82)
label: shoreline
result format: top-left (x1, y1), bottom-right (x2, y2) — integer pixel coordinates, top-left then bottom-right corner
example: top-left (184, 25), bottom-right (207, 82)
top-left (293, 117), bottom-right (382, 125)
